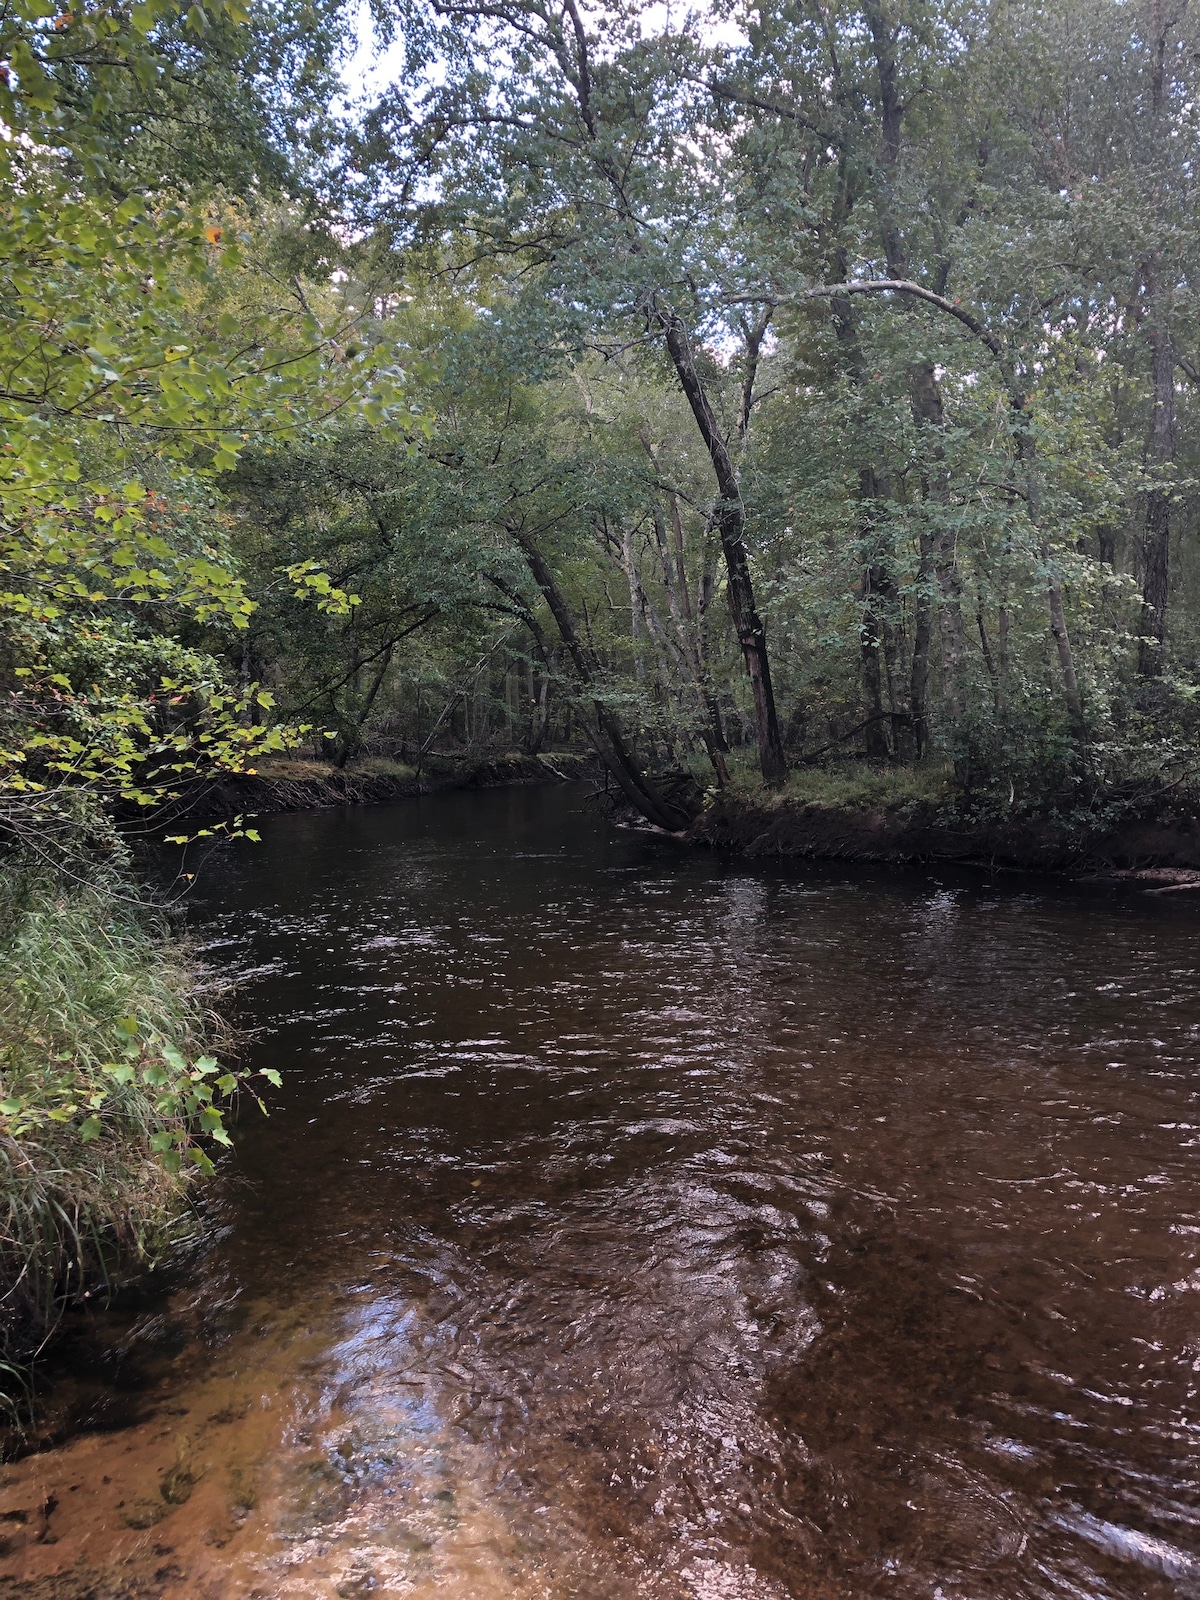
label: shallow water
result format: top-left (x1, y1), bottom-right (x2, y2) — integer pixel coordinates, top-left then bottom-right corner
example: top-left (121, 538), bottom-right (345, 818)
top-left (3, 785), bottom-right (1200, 1599)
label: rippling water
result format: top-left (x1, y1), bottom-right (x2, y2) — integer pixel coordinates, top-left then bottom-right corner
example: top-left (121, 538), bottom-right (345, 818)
top-left (3, 785), bottom-right (1200, 1599)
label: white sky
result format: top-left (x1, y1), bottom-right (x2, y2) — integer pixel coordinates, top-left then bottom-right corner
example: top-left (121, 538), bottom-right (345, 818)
top-left (335, 0), bottom-right (745, 109)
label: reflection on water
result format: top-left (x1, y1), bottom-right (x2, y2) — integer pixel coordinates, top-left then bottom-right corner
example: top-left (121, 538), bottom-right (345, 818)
top-left (3, 785), bottom-right (1200, 1598)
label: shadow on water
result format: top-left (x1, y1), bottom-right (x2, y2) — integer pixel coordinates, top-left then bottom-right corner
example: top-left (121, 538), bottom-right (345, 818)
top-left (3, 784), bottom-right (1200, 1597)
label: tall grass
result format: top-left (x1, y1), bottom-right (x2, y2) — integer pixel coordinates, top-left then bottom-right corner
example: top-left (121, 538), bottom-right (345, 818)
top-left (0, 861), bottom-right (220, 1374)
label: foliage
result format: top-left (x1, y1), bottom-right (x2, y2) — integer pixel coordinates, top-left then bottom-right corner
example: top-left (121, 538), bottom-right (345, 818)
top-left (293, 0), bottom-right (1200, 817)
top-left (0, 860), bottom-right (275, 1356)
top-left (0, 0), bottom-right (395, 1363)
top-left (0, 0), bottom-right (415, 846)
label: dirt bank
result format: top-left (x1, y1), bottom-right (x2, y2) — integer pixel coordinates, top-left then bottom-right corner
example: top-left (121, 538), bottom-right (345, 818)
top-left (685, 792), bottom-right (1200, 879)
top-left (168, 751), bottom-right (593, 823)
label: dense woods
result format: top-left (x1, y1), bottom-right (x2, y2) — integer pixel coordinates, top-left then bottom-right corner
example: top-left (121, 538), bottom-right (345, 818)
top-left (2, 0), bottom-right (1200, 1359)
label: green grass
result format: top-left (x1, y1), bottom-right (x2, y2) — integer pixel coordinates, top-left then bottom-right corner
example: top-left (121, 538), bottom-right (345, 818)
top-left (719, 756), bottom-right (956, 812)
top-left (0, 863), bottom-right (223, 1378)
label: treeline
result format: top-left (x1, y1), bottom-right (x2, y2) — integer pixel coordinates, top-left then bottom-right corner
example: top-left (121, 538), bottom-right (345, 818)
top-left (226, 0), bottom-right (1200, 827)
top-left (6, 0), bottom-right (1199, 845)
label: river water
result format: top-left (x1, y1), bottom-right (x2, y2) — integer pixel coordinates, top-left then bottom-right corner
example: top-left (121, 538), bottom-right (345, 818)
top-left (3, 785), bottom-right (1200, 1599)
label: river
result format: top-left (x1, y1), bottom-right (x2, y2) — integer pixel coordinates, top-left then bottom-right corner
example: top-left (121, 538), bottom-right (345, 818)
top-left (2, 784), bottom-right (1200, 1599)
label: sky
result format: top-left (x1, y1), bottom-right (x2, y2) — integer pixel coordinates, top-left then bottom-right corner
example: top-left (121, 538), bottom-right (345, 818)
top-left (335, 0), bottom-right (746, 110)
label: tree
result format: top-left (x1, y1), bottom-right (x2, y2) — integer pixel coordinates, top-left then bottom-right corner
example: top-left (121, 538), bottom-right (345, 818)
top-left (357, 0), bottom-right (789, 781)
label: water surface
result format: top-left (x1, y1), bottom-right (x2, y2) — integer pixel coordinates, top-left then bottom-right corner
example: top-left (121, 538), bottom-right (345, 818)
top-left (2, 785), bottom-right (1200, 1599)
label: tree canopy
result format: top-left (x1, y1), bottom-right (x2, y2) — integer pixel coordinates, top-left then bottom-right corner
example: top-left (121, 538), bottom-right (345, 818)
top-left (4, 0), bottom-right (1200, 845)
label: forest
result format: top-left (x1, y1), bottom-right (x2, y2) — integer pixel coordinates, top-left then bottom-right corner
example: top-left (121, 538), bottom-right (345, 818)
top-left (1, 0), bottom-right (1199, 1360)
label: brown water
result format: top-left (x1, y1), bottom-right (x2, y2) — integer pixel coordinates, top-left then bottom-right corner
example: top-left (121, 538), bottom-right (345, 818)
top-left (3, 785), bottom-right (1200, 1600)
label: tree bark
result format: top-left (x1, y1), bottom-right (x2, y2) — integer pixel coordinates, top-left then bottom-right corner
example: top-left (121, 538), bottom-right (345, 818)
top-left (1139, 310), bottom-right (1176, 676)
top-left (1013, 398), bottom-right (1084, 728)
top-left (657, 310), bottom-right (787, 783)
top-left (503, 530), bottom-right (694, 830)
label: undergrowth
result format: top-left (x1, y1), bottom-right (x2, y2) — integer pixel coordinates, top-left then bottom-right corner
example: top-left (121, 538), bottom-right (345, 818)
top-left (719, 757), bottom-right (956, 812)
top-left (0, 859), bottom-right (274, 1393)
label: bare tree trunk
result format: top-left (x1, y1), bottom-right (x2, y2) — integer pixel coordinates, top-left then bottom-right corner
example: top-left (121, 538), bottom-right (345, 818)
top-left (502, 529), bottom-right (694, 830)
top-left (1139, 309), bottom-right (1176, 676)
top-left (657, 310), bottom-right (787, 784)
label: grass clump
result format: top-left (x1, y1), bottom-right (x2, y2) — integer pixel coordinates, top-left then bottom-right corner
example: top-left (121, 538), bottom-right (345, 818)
top-left (350, 756), bottom-right (416, 780)
top-left (250, 755), bottom-right (335, 781)
top-left (0, 860), bottom-right (273, 1374)
top-left (720, 757), bottom-right (955, 812)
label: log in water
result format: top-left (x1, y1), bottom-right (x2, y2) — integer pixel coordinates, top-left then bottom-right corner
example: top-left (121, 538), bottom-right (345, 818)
top-left (2, 785), bottom-right (1199, 1599)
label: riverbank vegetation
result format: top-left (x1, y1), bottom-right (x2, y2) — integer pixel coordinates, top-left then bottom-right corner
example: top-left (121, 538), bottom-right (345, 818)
top-left (3, 0), bottom-right (1200, 1363)
top-left (0, 865), bottom-right (232, 1365)
top-left (222, 0), bottom-right (1200, 835)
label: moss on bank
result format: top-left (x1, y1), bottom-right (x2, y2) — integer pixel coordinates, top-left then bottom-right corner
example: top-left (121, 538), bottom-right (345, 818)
top-left (0, 864), bottom-right (245, 1389)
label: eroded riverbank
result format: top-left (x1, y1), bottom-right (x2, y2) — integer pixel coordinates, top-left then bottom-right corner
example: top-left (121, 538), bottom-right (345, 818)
top-left (686, 788), bottom-right (1200, 874)
top-left (4, 786), bottom-right (1200, 1599)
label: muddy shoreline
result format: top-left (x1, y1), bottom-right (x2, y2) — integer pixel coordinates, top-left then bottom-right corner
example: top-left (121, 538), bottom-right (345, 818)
top-left (178, 756), bottom-right (1200, 885)
top-left (169, 751), bottom-right (595, 823)
top-left (683, 792), bottom-right (1200, 882)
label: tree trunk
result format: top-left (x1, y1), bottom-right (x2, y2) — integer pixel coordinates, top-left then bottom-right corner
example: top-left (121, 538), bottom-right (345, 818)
top-left (1139, 314), bottom-right (1175, 676)
top-left (657, 311), bottom-right (787, 784)
top-left (506, 528), bottom-right (694, 830)
top-left (909, 528), bottom-right (934, 758)
top-left (861, 553), bottom-right (891, 761)
top-left (1013, 397), bottom-right (1084, 728)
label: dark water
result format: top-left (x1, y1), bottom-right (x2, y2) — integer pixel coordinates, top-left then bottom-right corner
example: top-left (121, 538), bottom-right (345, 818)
top-left (5, 784), bottom-right (1200, 1599)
